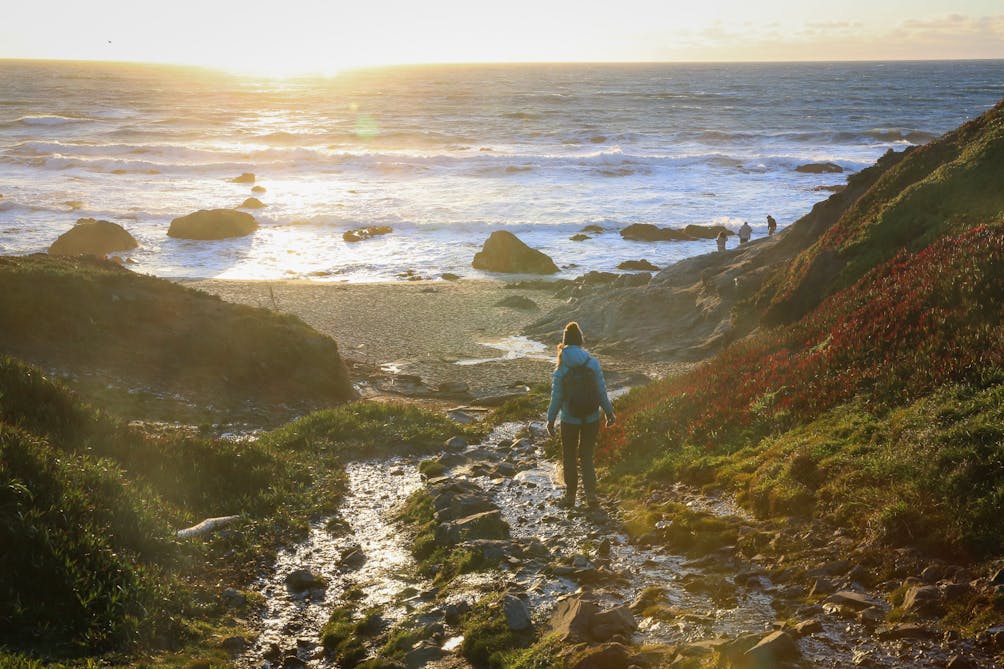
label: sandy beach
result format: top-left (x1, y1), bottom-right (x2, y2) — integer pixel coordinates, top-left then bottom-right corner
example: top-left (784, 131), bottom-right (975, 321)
top-left (183, 278), bottom-right (607, 402)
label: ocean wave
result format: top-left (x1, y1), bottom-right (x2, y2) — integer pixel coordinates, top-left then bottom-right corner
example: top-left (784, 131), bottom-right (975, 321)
top-left (8, 114), bottom-right (92, 126)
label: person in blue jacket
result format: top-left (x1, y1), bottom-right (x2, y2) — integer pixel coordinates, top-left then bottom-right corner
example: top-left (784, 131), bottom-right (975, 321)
top-left (546, 322), bottom-right (616, 509)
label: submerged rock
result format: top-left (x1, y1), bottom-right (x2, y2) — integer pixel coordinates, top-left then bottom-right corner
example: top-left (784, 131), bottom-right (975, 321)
top-left (343, 226), bottom-right (393, 242)
top-left (48, 218), bottom-right (138, 257)
top-left (230, 172), bottom-right (256, 183)
top-left (796, 161), bottom-right (844, 174)
top-left (617, 259), bottom-right (659, 271)
top-left (472, 230), bottom-right (559, 274)
top-left (168, 209), bottom-right (258, 239)
top-left (240, 197), bottom-right (266, 209)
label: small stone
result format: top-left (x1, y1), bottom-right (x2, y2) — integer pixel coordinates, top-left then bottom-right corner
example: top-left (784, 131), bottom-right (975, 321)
top-left (284, 569), bottom-right (325, 593)
top-left (826, 591), bottom-right (882, 611)
top-left (503, 594), bottom-right (533, 631)
top-left (876, 623), bottom-right (937, 640)
top-left (743, 631), bottom-right (801, 664)
top-left (946, 655), bottom-right (977, 669)
top-left (791, 618), bottom-right (822, 636)
top-left (901, 585), bottom-right (942, 615)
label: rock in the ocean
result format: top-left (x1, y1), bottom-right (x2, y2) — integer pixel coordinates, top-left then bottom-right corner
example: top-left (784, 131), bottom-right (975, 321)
top-left (48, 218), bottom-right (138, 257)
top-left (472, 230), bottom-right (559, 274)
top-left (240, 197), bottom-right (266, 209)
top-left (570, 234), bottom-right (590, 242)
top-left (251, 185), bottom-right (267, 193)
top-left (168, 209), bottom-right (258, 240)
top-left (343, 226), bottom-right (393, 242)
top-left (796, 162), bottom-right (844, 174)
top-left (230, 172), bottom-right (256, 183)
top-left (620, 223), bottom-right (692, 242)
top-left (617, 259), bottom-right (659, 271)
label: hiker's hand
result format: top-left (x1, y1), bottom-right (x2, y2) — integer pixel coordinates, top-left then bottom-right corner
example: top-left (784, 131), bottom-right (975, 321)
top-left (605, 414), bottom-right (616, 427)
top-left (546, 421), bottom-right (555, 437)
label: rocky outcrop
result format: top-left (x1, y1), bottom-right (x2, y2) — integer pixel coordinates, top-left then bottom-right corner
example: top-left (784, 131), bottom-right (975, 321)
top-left (343, 226), bottom-right (393, 242)
top-left (796, 162), bottom-right (844, 174)
top-left (230, 172), bottom-right (256, 183)
top-left (48, 218), bottom-right (138, 257)
top-left (620, 223), bottom-right (692, 242)
top-left (683, 224), bottom-right (733, 239)
top-left (472, 231), bottom-right (559, 274)
top-left (168, 209), bottom-right (258, 240)
top-left (617, 259), bottom-right (659, 271)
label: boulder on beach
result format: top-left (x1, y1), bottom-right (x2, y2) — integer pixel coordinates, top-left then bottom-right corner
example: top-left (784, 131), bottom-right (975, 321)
top-left (617, 259), bottom-right (659, 271)
top-left (620, 223), bottom-right (693, 242)
top-left (472, 230), bottom-right (559, 274)
top-left (168, 209), bottom-right (258, 240)
top-left (48, 218), bottom-right (138, 257)
top-left (796, 162), bottom-right (844, 174)
top-left (343, 226), bottom-right (393, 242)
top-left (230, 172), bottom-right (256, 183)
top-left (239, 197), bottom-right (266, 209)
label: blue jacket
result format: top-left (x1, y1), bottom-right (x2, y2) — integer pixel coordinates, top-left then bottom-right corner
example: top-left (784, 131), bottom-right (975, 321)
top-left (547, 345), bottom-right (615, 425)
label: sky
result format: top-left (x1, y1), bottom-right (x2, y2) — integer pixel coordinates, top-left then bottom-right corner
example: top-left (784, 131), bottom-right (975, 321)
top-left (1, 0), bottom-right (1002, 74)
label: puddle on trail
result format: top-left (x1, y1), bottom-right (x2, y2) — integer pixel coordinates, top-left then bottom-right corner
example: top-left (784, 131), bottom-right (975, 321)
top-left (242, 458), bottom-right (427, 667)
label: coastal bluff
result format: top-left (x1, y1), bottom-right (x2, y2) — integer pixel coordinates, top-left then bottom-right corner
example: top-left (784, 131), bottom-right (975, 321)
top-left (0, 254), bottom-right (355, 418)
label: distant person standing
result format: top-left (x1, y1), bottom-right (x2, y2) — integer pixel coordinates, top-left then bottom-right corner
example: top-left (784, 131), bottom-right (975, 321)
top-left (738, 221), bottom-right (752, 244)
top-left (716, 230), bottom-right (728, 252)
top-left (767, 214), bottom-right (777, 236)
top-left (546, 322), bottom-right (615, 510)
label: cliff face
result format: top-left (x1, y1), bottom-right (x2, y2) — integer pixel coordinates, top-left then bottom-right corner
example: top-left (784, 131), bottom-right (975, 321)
top-left (0, 254), bottom-right (356, 418)
top-left (528, 98), bottom-right (1004, 364)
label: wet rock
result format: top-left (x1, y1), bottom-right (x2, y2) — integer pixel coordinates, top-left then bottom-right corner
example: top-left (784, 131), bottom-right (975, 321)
top-left (902, 585), bottom-right (942, 615)
top-left (620, 223), bottom-right (692, 242)
top-left (251, 185), bottom-right (266, 193)
top-left (338, 547), bottom-right (366, 571)
top-left (570, 234), bottom-right (590, 241)
top-left (825, 590), bottom-right (882, 611)
top-left (495, 295), bottom-right (539, 310)
top-left (946, 655), bottom-right (978, 669)
top-left (744, 630), bottom-right (801, 665)
top-left (567, 643), bottom-right (633, 669)
top-left (442, 272), bottom-right (461, 280)
top-left (876, 623), bottom-right (937, 640)
top-left (796, 161), bottom-right (843, 173)
top-left (682, 224), bottom-right (732, 239)
top-left (49, 218), bottom-right (138, 257)
top-left (462, 539), bottom-right (510, 563)
top-left (492, 462), bottom-right (518, 478)
top-left (444, 435), bottom-right (468, 451)
top-left (436, 452), bottom-right (471, 469)
top-left (435, 509), bottom-right (509, 544)
top-left (281, 656), bottom-right (306, 669)
top-left (791, 618), bottom-right (822, 636)
top-left (343, 225), bottom-right (393, 242)
top-left (617, 259), bottom-right (659, 271)
top-left (472, 230), bottom-right (559, 274)
top-left (433, 493), bottom-right (495, 523)
top-left (438, 383), bottom-right (470, 397)
top-left (549, 597), bottom-right (600, 643)
top-left (405, 642), bottom-right (444, 668)
top-left (503, 594), bottom-right (533, 631)
top-left (168, 209), bottom-right (258, 239)
top-left (444, 600), bottom-right (470, 625)
top-left (230, 172), bottom-right (255, 183)
top-left (284, 569), bottom-right (326, 593)
top-left (589, 605), bottom-right (637, 642)
top-left (240, 196), bottom-right (266, 209)
top-left (582, 224), bottom-right (604, 234)
top-left (856, 606), bottom-right (884, 627)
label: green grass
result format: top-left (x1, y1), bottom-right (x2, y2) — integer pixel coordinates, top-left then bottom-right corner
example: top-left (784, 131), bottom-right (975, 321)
top-left (0, 355), bottom-right (483, 665)
top-left (460, 594), bottom-right (537, 669)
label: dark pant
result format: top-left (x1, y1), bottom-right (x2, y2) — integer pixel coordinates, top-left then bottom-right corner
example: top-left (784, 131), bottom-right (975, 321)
top-left (561, 420), bottom-right (599, 502)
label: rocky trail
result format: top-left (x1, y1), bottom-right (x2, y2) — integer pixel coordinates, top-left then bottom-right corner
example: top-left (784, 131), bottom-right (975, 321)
top-left (236, 420), bottom-right (996, 669)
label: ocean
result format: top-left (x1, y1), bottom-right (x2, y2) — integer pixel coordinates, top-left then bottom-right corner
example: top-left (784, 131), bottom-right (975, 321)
top-left (0, 59), bottom-right (1001, 282)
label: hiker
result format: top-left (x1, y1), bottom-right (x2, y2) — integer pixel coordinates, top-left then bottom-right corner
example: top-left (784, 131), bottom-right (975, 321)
top-left (546, 322), bottom-right (615, 509)
top-left (738, 221), bottom-right (752, 244)
top-left (716, 230), bottom-right (728, 252)
top-left (767, 214), bottom-right (777, 236)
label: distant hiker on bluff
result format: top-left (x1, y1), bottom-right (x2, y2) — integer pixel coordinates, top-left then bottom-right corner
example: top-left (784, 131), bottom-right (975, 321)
top-left (547, 322), bottom-right (615, 509)
top-left (767, 214), bottom-right (777, 235)
top-left (738, 220), bottom-right (752, 244)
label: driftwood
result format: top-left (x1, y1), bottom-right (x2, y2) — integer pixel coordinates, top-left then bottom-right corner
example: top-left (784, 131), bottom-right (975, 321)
top-left (176, 515), bottom-right (241, 539)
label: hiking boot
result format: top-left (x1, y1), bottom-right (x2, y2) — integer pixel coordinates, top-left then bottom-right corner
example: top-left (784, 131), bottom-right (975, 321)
top-left (585, 496), bottom-right (601, 509)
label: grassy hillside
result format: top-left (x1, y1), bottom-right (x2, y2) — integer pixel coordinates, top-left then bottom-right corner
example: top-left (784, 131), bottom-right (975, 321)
top-left (761, 97), bottom-right (1004, 324)
top-left (0, 254), bottom-right (355, 422)
top-left (604, 100), bottom-right (1004, 562)
top-left (0, 355), bottom-right (482, 663)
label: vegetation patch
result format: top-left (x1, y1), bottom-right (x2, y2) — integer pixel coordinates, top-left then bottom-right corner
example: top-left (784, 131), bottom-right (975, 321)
top-left (460, 593), bottom-right (537, 669)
